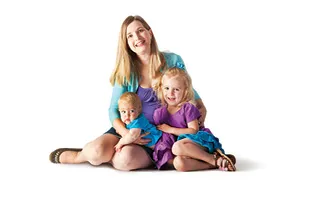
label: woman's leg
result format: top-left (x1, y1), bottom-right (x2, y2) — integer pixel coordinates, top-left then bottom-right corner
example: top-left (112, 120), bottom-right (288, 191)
top-left (111, 144), bottom-right (153, 171)
top-left (59, 134), bottom-right (119, 165)
top-left (172, 138), bottom-right (233, 171)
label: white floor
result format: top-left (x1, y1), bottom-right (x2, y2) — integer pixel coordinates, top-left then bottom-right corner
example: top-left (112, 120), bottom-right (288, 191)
top-left (2, 146), bottom-right (313, 200)
top-left (1, 1), bottom-right (314, 199)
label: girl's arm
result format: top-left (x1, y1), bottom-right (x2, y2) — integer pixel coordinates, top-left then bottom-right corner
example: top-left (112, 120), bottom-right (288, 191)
top-left (157, 119), bottom-right (199, 136)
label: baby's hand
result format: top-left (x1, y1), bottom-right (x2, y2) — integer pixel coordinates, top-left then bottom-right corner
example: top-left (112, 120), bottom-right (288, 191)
top-left (114, 143), bottom-right (123, 152)
top-left (157, 124), bottom-right (173, 133)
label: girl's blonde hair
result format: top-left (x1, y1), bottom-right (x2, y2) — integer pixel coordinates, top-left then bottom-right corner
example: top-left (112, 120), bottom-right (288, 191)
top-left (154, 67), bottom-right (195, 106)
top-left (110, 15), bottom-right (166, 86)
top-left (118, 92), bottom-right (142, 113)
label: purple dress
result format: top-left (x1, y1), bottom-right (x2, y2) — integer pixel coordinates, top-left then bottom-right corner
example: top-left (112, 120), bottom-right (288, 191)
top-left (154, 102), bottom-right (224, 158)
top-left (152, 103), bottom-right (202, 169)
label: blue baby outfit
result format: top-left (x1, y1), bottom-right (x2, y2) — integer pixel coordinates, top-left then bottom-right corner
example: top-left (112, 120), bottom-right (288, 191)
top-left (126, 114), bottom-right (162, 147)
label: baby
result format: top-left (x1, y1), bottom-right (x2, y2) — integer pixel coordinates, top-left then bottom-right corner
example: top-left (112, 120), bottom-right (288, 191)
top-left (114, 92), bottom-right (162, 152)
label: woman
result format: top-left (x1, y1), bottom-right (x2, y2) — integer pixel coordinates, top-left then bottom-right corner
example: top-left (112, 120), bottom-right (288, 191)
top-left (49, 15), bottom-right (208, 171)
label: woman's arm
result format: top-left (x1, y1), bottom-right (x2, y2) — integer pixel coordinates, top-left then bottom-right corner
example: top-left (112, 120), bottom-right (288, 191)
top-left (108, 83), bottom-right (127, 124)
top-left (112, 118), bottom-right (129, 137)
top-left (114, 128), bottom-right (141, 152)
top-left (195, 98), bottom-right (207, 126)
top-left (157, 119), bottom-right (199, 136)
top-left (113, 118), bottom-right (151, 145)
top-left (108, 82), bottom-right (130, 136)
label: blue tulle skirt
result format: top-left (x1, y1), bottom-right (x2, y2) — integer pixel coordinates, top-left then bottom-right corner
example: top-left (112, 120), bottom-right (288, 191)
top-left (177, 129), bottom-right (225, 154)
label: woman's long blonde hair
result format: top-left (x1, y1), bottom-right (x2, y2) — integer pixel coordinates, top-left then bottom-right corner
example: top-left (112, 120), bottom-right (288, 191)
top-left (154, 67), bottom-right (195, 106)
top-left (110, 15), bottom-right (166, 86)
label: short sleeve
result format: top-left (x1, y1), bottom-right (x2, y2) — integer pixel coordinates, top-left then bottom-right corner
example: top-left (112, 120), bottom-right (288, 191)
top-left (183, 103), bottom-right (201, 123)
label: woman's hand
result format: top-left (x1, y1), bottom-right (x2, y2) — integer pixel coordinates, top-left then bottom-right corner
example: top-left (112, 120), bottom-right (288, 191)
top-left (196, 99), bottom-right (207, 127)
top-left (198, 106), bottom-right (207, 127)
top-left (133, 132), bottom-right (151, 146)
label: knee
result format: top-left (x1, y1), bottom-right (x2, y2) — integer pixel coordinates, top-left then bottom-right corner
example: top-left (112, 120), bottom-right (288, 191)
top-left (85, 143), bottom-right (110, 165)
top-left (173, 156), bottom-right (188, 172)
top-left (172, 141), bottom-right (185, 155)
top-left (111, 146), bottom-right (135, 171)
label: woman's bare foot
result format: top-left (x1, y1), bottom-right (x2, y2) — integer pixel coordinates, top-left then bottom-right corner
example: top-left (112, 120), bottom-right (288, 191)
top-left (59, 150), bottom-right (80, 164)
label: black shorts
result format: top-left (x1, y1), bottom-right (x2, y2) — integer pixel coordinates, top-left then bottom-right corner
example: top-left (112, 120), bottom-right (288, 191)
top-left (104, 127), bottom-right (155, 163)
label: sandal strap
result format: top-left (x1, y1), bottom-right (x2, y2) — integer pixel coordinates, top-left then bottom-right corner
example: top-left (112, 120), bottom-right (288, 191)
top-left (213, 152), bottom-right (220, 168)
top-left (214, 149), bottom-right (236, 171)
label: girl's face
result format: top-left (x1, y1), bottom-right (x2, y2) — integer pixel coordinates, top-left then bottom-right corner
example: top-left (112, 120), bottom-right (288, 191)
top-left (126, 20), bottom-right (152, 56)
top-left (119, 102), bottom-right (140, 125)
top-left (162, 75), bottom-right (186, 107)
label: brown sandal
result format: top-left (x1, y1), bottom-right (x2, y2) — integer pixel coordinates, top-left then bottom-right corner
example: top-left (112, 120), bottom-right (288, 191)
top-left (226, 154), bottom-right (236, 165)
top-left (49, 148), bottom-right (82, 163)
top-left (214, 149), bottom-right (236, 171)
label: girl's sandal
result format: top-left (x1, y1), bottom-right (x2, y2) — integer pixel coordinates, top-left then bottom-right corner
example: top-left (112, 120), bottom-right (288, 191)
top-left (49, 148), bottom-right (82, 163)
top-left (214, 149), bottom-right (236, 171)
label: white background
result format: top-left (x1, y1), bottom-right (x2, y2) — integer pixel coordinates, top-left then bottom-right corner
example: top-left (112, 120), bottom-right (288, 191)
top-left (1, 0), bottom-right (314, 199)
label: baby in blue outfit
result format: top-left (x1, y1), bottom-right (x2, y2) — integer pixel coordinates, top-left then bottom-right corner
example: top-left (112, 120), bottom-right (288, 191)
top-left (114, 92), bottom-right (162, 152)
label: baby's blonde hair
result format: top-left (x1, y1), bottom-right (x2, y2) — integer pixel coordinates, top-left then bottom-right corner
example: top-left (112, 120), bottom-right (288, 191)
top-left (154, 67), bottom-right (195, 106)
top-left (118, 92), bottom-right (142, 113)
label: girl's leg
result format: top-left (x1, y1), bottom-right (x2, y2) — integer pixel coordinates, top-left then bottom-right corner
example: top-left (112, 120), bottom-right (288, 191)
top-left (59, 134), bottom-right (119, 165)
top-left (173, 156), bottom-right (215, 171)
top-left (111, 144), bottom-right (153, 171)
top-left (172, 138), bottom-right (234, 171)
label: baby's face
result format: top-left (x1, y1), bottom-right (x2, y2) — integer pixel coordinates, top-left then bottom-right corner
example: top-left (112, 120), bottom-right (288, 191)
top-left (119, 102), bottom-right (140, 125)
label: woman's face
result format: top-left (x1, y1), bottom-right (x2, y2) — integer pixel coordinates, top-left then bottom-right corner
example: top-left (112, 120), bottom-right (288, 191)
top-left (162, 75), bottom-right (186, 107)
top-left (126, 20), bottom-right (152, 56)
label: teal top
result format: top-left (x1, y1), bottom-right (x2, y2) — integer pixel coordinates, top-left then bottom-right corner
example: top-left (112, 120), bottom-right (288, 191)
top-left (108, 52), bottom-right (201, 124)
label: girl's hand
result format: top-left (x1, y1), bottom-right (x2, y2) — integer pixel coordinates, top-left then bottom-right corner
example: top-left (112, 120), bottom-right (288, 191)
top-left (157, 124), bottom-right (173, 133)
top-left (133, 132), bottom-right (151, 146)
top-left (196, 99), bottom-right (207, 127)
